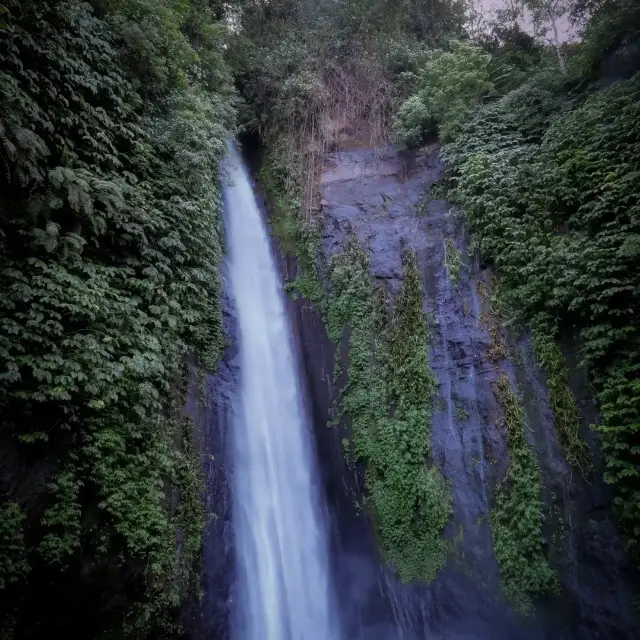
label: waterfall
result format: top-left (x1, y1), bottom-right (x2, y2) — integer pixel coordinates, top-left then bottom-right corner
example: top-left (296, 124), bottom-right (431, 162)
top-left (222, 145), bottom-right (339, 640)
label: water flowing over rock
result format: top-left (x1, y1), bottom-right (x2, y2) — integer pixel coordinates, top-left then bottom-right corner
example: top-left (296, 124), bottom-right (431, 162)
top-left (220, 144), bottom-right (339, 640)
top-left (195, 141), bottom-right (638, 640)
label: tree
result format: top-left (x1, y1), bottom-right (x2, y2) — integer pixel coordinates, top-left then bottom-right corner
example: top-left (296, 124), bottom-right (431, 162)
top-left (522, 0), bottom-right (570, 73)
top-left (393, 40), bottom-right (495, 146)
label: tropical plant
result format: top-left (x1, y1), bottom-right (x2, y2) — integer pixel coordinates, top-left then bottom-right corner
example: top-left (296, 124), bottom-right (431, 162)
top-left (443, 69), bottom-right (640, 556)
top-left (393, 40), bottom-right (494, 146)
top-left (0, 0), bottom-right (237, 635)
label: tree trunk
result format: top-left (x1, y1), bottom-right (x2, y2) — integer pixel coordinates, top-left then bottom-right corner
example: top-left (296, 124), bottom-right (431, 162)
top-left (548, 7), bottom-right (567, 74)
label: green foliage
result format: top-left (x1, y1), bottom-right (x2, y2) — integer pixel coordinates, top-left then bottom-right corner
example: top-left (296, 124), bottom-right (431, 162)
top-left (531, 315), bottom-right (591, 473)
top-left (233, 0), bottom-right (469, 158)
top-left (332, 0), bottom-right (466, 44)
top-left (172, 417), bottom-right (208, 599)
top-left (0, 0), bottom-right (236, 635)
top-left (443, 71), bottom-right (640, 553)
top-left (327, 239), bottom-right (452, 583)
top-left (393, 40), bottom-right (494, 146)
top-left (260, 145), bottom-right (324, 308)
top-left (491, 376), bottom-right (557, 615)
top-left (0, 503), bottom-right (29, 590)
top-left (478, 23), bottom-right (550, 95)
top-left (570, 0), bottom-right (640, 81)
top-left (444, 237), bottom-right (462, 285)
top-left (237, 20), bottom-right (322, 131)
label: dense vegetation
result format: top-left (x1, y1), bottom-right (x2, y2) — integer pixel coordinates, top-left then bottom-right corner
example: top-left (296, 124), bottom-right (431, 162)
top-left (0, 0), bottom-right (237, 636)
top-left (438, 0), bottom-right (640, 560)
top-left (326, 241), bottom-right (452, 582)
top-left (443, 65), bottom-right (640, 557)
top-left (2, 0), bottom-right (640, 634)
top-left (491, 376), bottom-right (557, 614)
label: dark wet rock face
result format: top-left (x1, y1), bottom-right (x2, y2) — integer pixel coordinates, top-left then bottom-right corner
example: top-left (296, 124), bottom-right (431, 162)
top-left (516, 335), bottom-right (638, 638)
top-left (285, 144), bottom-right (639, 639)
top-left (186, 266), bottom-right (239, 639)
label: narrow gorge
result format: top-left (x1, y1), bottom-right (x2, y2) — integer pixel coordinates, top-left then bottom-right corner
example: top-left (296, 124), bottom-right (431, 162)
top-left (2, 1), bottom-right (640, 639)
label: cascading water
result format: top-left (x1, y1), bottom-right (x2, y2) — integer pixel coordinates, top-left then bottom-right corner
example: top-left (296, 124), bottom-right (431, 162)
top-left (222, 144), bottom-right (339, 640)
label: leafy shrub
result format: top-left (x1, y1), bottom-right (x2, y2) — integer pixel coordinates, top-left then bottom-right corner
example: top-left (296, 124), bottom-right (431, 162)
top-left (0, 0), bottom-right (236, 635)
top-left (393, 40), bottom-right (494, 146)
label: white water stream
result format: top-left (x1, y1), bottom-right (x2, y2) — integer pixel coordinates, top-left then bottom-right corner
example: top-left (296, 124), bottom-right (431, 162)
top-left (223, 145), bottom-right (339, 640)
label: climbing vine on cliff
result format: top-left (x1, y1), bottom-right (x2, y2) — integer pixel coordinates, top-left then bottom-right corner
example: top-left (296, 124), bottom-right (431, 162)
top-left (530, 315), bottom-right (591, 473)
top-left (443, 69), bottom-right (640, 554)
top-left (491, 376), bottom-right (557, 615)
top-left (327, 238), bottom-right (452, 583)
top-left (259, 145), bottom-right (325, 308)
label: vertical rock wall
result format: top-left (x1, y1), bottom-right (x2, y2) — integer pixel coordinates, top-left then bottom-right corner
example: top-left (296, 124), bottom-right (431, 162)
top-left (282, 144), bottom-right (639, 639)
top-left (188, 271), bottom-right (238, 639)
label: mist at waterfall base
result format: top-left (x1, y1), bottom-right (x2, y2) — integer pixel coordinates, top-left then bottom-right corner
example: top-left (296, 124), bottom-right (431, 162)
top-left (222, 145), bottom-right (339, 640)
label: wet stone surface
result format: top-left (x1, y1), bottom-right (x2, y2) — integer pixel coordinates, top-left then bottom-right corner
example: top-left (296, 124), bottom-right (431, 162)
top-left (188, 268), bottom-right (239, 640)
top-left (291, 144), bottom-right (639, 639)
